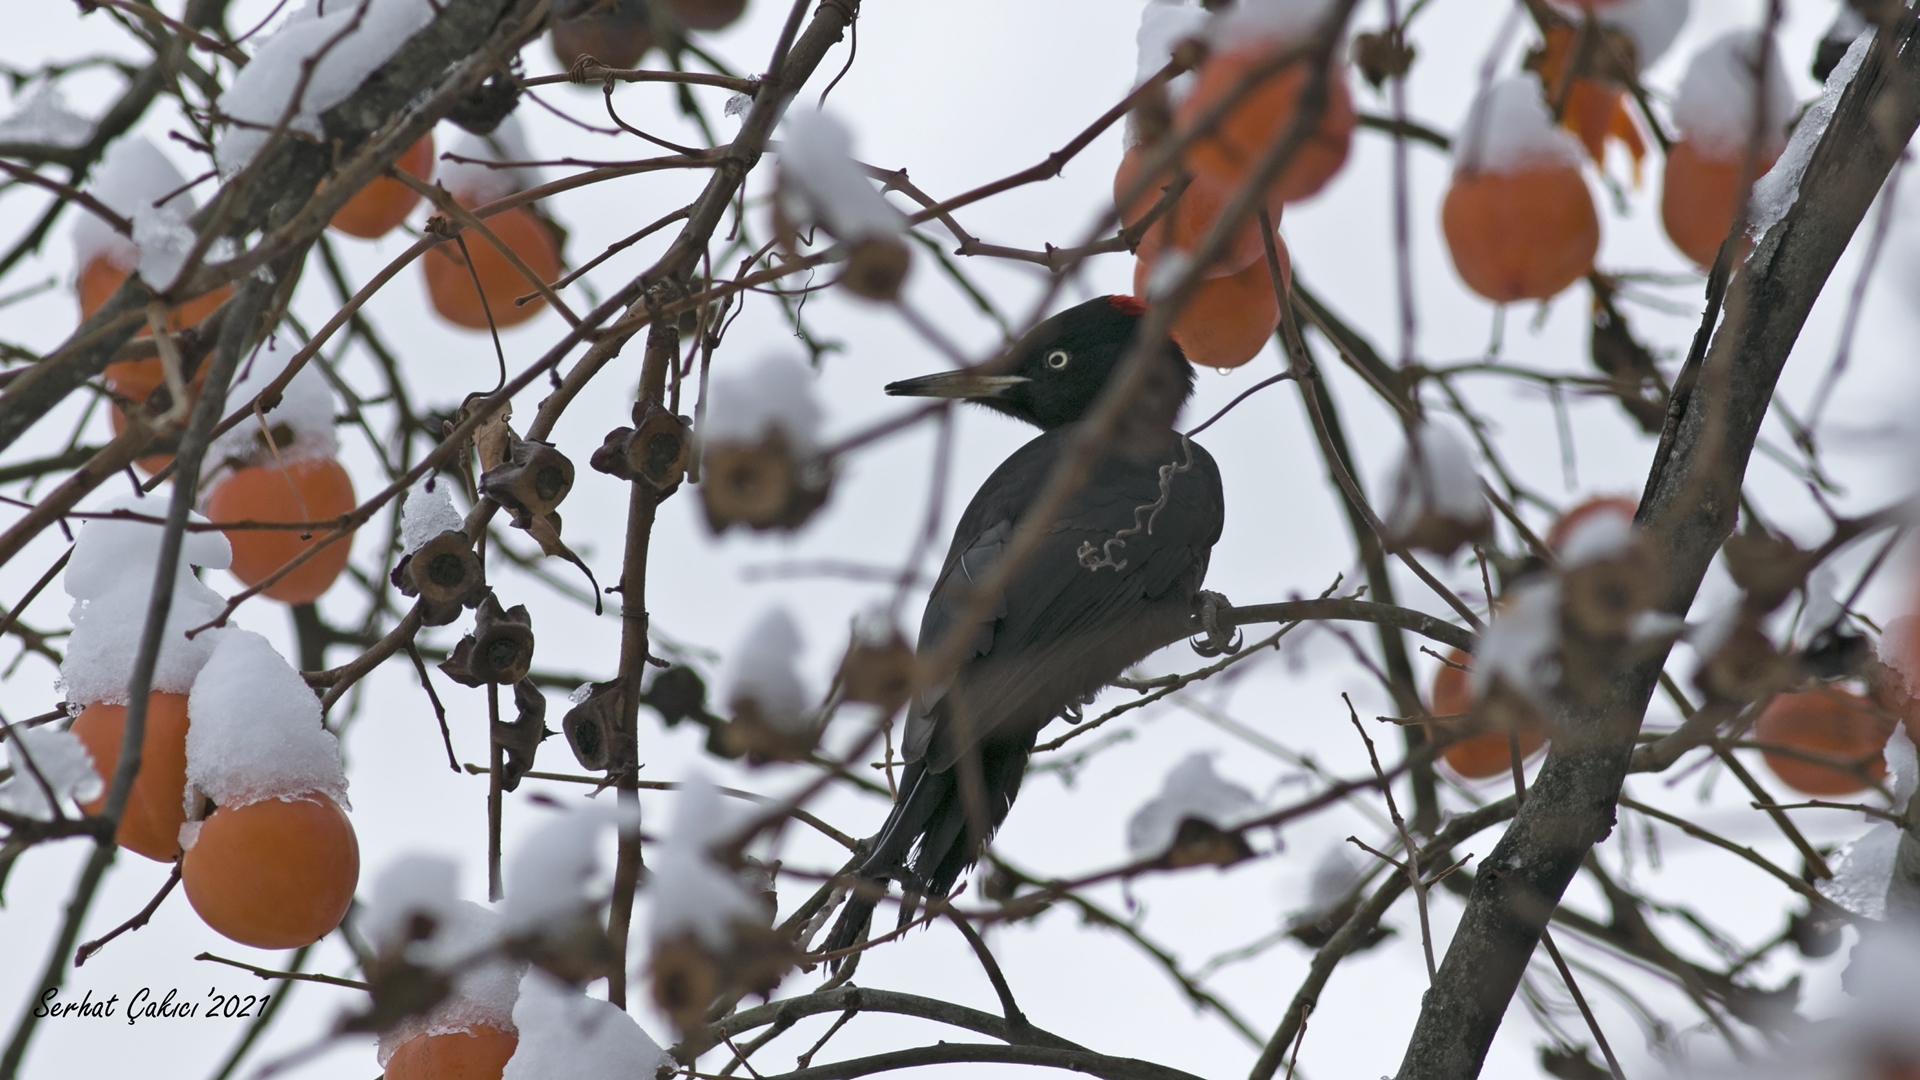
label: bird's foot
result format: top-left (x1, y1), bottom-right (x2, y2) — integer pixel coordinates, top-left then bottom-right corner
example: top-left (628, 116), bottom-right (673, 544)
top-left (1191, 590), bottom-right (1242, 657)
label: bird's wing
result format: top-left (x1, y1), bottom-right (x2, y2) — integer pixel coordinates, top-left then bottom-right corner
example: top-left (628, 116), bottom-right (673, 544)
top-left (905, 433), bottom-right (1224, 769)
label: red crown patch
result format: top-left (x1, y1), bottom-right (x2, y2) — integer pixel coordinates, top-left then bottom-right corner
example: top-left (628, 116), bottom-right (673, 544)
top-left (1107, 294), bottom-right (1147, 317)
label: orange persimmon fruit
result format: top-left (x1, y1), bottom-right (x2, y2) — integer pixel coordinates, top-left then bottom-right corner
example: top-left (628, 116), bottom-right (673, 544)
top-left (385, 1025), bottom-right (519, 1080)
top-left (1660, 138), bottom-right (1779, 270)
top-left (1175, 45), bottom-right (1355, 206)
top-left (1753, 688), bottom-right (1894, 797)
top-left (1430, 649), bottom-right (1548, 781)
top-left (182, 793), bottom-right (360, 949)
top-left (422, 204), bottom-right (561, 330)
top-left (1114, 145), bottom-right (1269, 279)
top-left (1132, 232), bottom-right (1288, 370)
top-left (1442, 165), bottom-right (1599, 303)
top-left (205, 457), bottom-right (357, 604)
top-left (69, 692), bottom-right (192, 862)
top-left (1545, 495), bottom-right (1638, 551)
top-left (330, 133), bottom-right (435, 239)
top-left (76, 258), bottom-right (230, 329)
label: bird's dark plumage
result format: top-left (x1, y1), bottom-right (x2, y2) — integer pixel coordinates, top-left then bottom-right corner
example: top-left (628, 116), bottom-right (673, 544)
top-left (826, 296), bottom-right (1224, 963)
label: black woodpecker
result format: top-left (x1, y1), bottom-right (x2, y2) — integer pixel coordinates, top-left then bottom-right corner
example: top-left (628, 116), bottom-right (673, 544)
top-left (826, 294), bottom-right (1226, 961)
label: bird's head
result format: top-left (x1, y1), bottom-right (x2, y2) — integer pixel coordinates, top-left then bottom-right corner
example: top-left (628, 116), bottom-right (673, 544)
top-left (885, 295), bottom-right (1195, 431)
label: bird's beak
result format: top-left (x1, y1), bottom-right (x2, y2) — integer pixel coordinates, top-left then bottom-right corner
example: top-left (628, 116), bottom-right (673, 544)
top-left (884, 372), bottom-right (1030, 401)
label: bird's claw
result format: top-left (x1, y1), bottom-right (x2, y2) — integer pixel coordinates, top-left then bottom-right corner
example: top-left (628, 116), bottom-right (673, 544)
top-left (1191, 590), bottom-right (1242, 657)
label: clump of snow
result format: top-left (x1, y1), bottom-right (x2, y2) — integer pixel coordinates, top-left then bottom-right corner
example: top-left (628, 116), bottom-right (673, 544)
top-left (1672, 30), bottom-right (1793, 161)
top-left (211, 334), bottom-right (339, 466)
top-left (401, 476), bottom-right (465, 555)
top-left (375, 890), bottom-right (526, 1066)
top-left (0, 84), bottom-right (91, 149)
top-left (649, 775), bottom-right (763, 950)
top-left (60, 492), bottom-right (231, 704)
top-left (1208, 0), bottom-right (1337, 47)
top-left (0, 726), bottom-right (102, 820)
top-left (1888, 724), bottom-right (1918, 815)
top-left (1558, 511), bottom-right (1634, 568)
top-left (702, 353), bottom-right (826, 454)
top-left (1472, 579), bottom-right (1562, 705)
top-left (440, 116), bottom-right (535, 205)
top-left (1126, 753), bottom-right (1260, 858)
top-left (184, 628), bottom-right (349, 811)
top-left (1383, 421), bottom-right (1489, 540)
top-left (724, 608), bottom-right (811, 733)
top-left (1289, 842), bottom-right (1367, 924)
top-left (213, 0), bottom-right (439, 176)
top-left (1749, 27), bottom-right (1871, 245)
top-left (1878, 616), bottom-right (1920, 700)
top-left (502, 802), bottom-right (637, 937)
top-left (777, 109), bottom-right (907, 244)
top-left (71, 137), bottom-right (194, 274)
top-left (501, 970), bottom-right (670, 1080)
top-left (1135, 1), bottom-right (1209, 109)
top-left (1819, 820), bottom-right (1897, 920)
top-left (1454, 76), bottom-right (1586, 176)
top-left (1546, 0), bottom-right (1689, 70)
top-left (131, 202), bottom-right (196, 291)
top-left (365, 852), bottom-right (461, 955)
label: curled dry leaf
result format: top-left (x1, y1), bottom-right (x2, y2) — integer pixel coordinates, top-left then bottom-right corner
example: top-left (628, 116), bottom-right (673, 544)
top-left (589, 399), bottom-right (691, 493)
top-left (1161, 817), bottom-right (1255, 870)
top-left (561, 678), bottom-right (626, 774)
top-left (1722, 529), bottom-right (1812, 613)
top-left (649, 921), bottom-right (795, 1034)
top-left (492, 678), bottom-right (552, 792)
top-left (837, 632), bottom-right (914, 712)
top-left (480, 435), bottom-right (575, 525)
top-left (1352, 29), bottom-right (1415, 89)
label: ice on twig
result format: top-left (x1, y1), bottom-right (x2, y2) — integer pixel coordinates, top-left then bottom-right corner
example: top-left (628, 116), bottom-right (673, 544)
top-left (702, 353), bottom-right (826, 455)
top-left (211, 334), bottom-right (340, 466)
top-left (1126, 752), bottom-right (1260, 859)
top-left (0, 84), bottom-right (91, 149)
top-left (0, 727), bottom-right (102, 820)
top-left (185, 628), bottom-right (350, 811)
top-left (777, 109), bottom-right (906, 244)
top-left (1749, 27), bottom-right (1871, 244)
top-left (1888, 725), bottom-right (1918, 815)
top-left (1672, 30), bottom-right (1793, 160)
top-left (1454, 76), bottom-right (1585, 177)
top-left (59, 492), bottom-right (231, 705)
top-left (401, 476), bottom-right (465, 555)
top-left (648, 774), bottom-right (762, 951)
top-left (501, 969), bottom-right (670, 1080)
top-left (214, 0), bottom-right (440, 176)
top-left (1819, 821), bottom-right (1897, 920)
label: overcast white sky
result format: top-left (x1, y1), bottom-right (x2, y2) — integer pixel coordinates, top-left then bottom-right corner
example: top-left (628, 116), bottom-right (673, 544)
top-left (2, 1), bottom-right (1916, 1078)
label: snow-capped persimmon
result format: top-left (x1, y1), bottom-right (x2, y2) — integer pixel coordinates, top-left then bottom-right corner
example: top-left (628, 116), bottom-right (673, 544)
top-left (1114, 145), bottom-right (1269, 279)
top-left (1660, 138), bottom-right (1780, 270)
top-left (206, 457), bottom-right (357, 604)
top-left (1442, 167), bottom-right (1598, 304)
top-left (1753, 688), bottom-right (1895, 797)
top-left (69, 692), bottom-right (191, 862)
top-left (385, 1025), bottom-right (519, 1080)
top-left (1175, 45), bottom-right (1355, 206)
top-left (421, 205), bottom-right (562, 330)
top-left (1661, 31), bottom-right (1791, 268)
top-left (1132, 234), bottom-right (1287, 370)
top-left (330, 133), bottom-right (435, 240)
top-left (1429, 649), bottom-right (1547, 781)
top-left (1545, 495), bottom-right (1638, 550)
top-left (182, 793), bottom-right (359, 949)
top-left (550, 0), bottom-right (655, 70)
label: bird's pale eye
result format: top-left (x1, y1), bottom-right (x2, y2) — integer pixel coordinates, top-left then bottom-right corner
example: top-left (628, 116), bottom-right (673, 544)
top-left (1045, 349), bottom-right (1070, 370)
